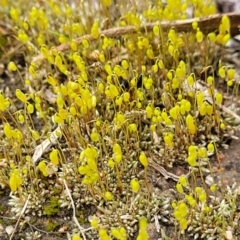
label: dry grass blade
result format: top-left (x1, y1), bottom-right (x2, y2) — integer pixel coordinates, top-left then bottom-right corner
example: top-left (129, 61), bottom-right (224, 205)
top-left (9, 195), bottom-right (30, 240)
top-left (63, 180), bottom-right (87, 240)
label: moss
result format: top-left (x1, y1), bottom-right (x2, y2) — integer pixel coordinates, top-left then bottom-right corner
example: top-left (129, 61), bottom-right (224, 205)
top-left (18, 233), bottom-right (26, 238)
top-left (0, 35), bottom-right (7, 57)
top-left (41, 178), bottom-right (50, 187)
top-left (43, 196), bottom-right (60, 216)
top-left (29, 217), bottom-right (37, 225)
top-left (0, 216), bottom-right (15, 225)
top-left (0, 204), bottom-right (7, 213)
top-left (0, 0), bottom-right (236, 239)
top-left (45, 220), bottom-right (60, 231)
top-left (76, 209), bottom-right (86, 224)
top-left (52, 186), bottom-right (62, 195)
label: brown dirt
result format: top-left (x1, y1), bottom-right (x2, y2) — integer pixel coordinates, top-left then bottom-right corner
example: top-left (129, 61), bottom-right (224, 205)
top-left (212, 130), bottom-right (240, 188)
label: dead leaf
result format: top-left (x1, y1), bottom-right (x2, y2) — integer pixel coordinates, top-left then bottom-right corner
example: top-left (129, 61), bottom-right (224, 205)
top-left (32, 127), bottom-right (62, 163)
top-left (44, 88), bottom-right (57, 104)
top-left (152, 131), bottom-right (160, 145)
top-left (5, 225), bottom-right (14, 235)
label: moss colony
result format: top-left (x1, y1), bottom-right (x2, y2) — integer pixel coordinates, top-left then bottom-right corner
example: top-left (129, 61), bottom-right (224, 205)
top-left (0, 0), bottom-right (240, 239)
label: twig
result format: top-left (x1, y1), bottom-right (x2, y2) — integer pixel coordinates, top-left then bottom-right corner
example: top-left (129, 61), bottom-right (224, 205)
top-left (220, 105), bottom-right (240, 122)
top-left (130, 194), bottom-right (140, 211)
top-left (9, 194), bottom-right (30, 240)
top-left (154, 215), bottom-right (160, 233)
top-left (63, 180), bottom-right (87, 240)
top-left (32, 13), bottom-right (240, 63)
top-left (0, 216), bottom-right (17, 220)
top-left (148, 157), bottom-right (189, 182)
